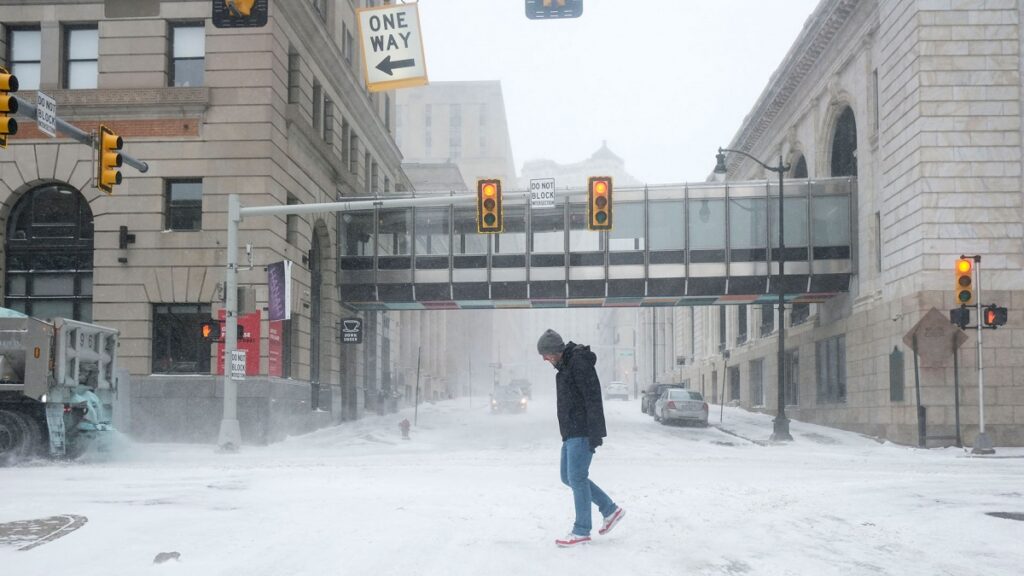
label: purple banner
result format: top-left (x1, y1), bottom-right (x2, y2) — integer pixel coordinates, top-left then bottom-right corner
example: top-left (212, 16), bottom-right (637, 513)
top-left (268, 260), bottom-right (291, 321)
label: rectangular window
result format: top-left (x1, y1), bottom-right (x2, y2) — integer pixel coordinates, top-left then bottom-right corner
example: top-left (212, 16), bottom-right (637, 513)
top-left (7, 27), bottom-right (41, 91)
top-left (364, 151), bottom-right (371, 194)
top-left (791, 303), bottom-right (811, 326)
top-left (152, 304), bottom-right (212, 374)
top-left (872, 68), bottom-right (879, 132)
top-left (64, 25), bottom-right (98, 89)
top-left (718, 305), bottom-right (727, 353)
top-left (286, 195), bottom-right (301, 246)
top-left (760, 303), bottom-right (775, 337)
top-left (384, 176), bottom-right (391, 194)
top-left (371, 161), bottom-right (379, 194)
top-left (341, 119), bottom-right (350, 164)
top-left (816, 335), bottom-right (847, 404)
top-left (344, 27), bottom-right (355, 68)
top-left (749, 359), bottom-right (764, 407)
top-left (287, 51), bottom-right (301, 104)
top-left (312, 80), bottom-right (322, 131)
top-left (323, 96), bottom-right (334, 144)
top-left (384, 94), bottom-right (391, 131)
top-left (874, 211), bottom-right (882, 273)
top-left (165, 179), bottom-right (203, 231)
top-left (170, 23), bottom-right (204, 87)
top-left (349, 133), bottom-right (359, 174)
top-left (889, 346), bottom-right (904, 402)
top-left (736, 305), bottom-right (748, 345)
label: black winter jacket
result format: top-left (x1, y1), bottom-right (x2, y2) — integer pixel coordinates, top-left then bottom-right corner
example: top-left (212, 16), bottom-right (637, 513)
top-left (555, 342), bottom-right (607, 446)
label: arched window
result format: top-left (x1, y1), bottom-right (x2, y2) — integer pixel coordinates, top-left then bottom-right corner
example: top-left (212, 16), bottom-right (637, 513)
top-left (791, 154), bottom-right (808, 178)
top-left (831, 107), bottom-right (858, 177)
top-left (5, 183), bottom-right (94, 320)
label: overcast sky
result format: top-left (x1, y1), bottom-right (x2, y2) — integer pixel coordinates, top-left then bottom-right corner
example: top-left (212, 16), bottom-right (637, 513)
top-left (415, 0), bottom-right (822, 185)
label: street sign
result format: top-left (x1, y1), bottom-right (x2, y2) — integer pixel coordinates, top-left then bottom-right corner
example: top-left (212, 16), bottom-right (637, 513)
top-left (35, 92), bottom-right (56, 138)
top-left (356, 3), bottom-right (428, 93)
top-left (230, 350), bottom-right (246, 380)
top-left (341, 317), bottom-right (363, 344)
top-left (530, 178), bottom-right (555, 208)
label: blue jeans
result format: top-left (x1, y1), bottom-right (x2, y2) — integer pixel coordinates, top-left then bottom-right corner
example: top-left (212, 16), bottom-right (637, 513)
top-left (560, 437), bottom-right (616, 536)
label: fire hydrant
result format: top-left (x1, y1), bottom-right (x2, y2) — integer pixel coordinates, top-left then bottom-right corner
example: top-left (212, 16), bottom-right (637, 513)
top-left (399, 418), bottom-right (411, 440)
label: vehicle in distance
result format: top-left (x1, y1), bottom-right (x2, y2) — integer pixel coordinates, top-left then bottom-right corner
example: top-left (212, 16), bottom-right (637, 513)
top-left (641, 383), bottom-right (686, 415)
top-left (604, 381), bottom-right (629, 401)
top-left (491, 386), bottom-right (528, 414)
top-left (654, 388), bottom-right (709, 426)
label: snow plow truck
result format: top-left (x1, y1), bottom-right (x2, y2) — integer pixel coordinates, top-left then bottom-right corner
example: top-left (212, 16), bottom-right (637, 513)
top-left (0, 308), bottom-right (119, 465)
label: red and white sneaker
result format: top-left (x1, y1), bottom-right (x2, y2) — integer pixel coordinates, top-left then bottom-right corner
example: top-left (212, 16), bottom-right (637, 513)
top-left (598, 507), bottom-right (625, 535)
top-left (555, 533), bottom-right (592, 547)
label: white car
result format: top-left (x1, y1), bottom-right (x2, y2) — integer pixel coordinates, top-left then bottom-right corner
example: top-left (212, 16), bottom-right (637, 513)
top-left (654, 389), bottom-right (709, 426)
top-left (604, 382), bottom-right (629, 401)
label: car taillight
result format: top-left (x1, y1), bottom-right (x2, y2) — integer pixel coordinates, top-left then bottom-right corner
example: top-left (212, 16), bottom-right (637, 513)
top-left (667, 401), bottom-right (676, 409)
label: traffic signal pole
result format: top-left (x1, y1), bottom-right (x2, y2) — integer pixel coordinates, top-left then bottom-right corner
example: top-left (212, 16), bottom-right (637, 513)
top-left (13, 95), bottom-right (149, 173)
top-left (967, 254), bottom-right (995, 455)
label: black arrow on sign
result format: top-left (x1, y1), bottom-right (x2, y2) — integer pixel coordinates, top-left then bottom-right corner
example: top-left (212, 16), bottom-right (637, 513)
top-left (376, 55), bottom-right (416, 76)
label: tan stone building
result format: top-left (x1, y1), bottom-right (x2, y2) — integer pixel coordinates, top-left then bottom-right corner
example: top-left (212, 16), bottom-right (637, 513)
top-left (675, 0), bottom-right (1024, 447)
top-left (0, 0), bottom-right (431, 443)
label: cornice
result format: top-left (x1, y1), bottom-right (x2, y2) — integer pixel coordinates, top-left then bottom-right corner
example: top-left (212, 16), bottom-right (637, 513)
top-left (20, 87), bottom-right (209, 119)
top-left (723, 0), bottom-right (861, 175)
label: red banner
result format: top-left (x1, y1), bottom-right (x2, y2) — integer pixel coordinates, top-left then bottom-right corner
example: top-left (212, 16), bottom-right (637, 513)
top-left (216, 310), bottom-right (261, 376)
top-left (268, 320), bottom-right (283, 377)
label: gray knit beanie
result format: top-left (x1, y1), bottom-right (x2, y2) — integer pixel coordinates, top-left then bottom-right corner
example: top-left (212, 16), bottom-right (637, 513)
top-left (537, 329), bottom-right (566, 355)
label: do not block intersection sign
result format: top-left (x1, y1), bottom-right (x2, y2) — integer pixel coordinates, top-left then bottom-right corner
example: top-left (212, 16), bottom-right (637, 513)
top-left (357, 3), bottom-right (428, 93)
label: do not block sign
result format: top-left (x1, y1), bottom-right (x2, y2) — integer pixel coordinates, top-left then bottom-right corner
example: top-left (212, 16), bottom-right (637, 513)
top-left (357, 3), bottom-right (428, 92)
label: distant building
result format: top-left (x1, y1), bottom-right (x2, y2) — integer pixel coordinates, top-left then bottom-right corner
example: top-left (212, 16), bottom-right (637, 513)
top-left (401, 162), bottom-right (469, 194)
top-left (519, 141), bottom-right (643, 190)
top-left (396, 80), bottom-right (517, 192)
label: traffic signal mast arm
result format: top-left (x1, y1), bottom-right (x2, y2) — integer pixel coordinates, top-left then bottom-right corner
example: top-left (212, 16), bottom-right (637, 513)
top-left (11, 94), bottom-right (149, 173)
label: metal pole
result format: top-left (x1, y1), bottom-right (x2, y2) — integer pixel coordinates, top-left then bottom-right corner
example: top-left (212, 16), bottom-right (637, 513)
top-left (217, 194), bottom-right (242, 451)
top-left (14, 95), bottom-right (149, 173)
top-left (970, 255), bottom-right (994, 454)
top-left (414, 346), bottom-right (422, 426)
top-left (772, 158), bottom-right (793, 441)
top-left (953, 332), bottom-right (962, 448)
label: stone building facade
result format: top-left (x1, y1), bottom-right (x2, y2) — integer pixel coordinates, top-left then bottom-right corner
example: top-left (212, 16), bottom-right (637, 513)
top-left (0, 0), bottom-right (429, 443)
top-left (679, 0), bottom-right (1024, 446)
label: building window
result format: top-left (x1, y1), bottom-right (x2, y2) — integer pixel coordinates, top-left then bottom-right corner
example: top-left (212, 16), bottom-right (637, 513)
top-left (889, 346), bottom-right (904, 402)
top-left (749, 359), bottom-right (764, 407)
top-left (312, 80), bottom-right (322, 130)
top-left (323, 96), bottom-right (334, 144)
top-left (7, 27), bottom-right (41, 91)
top-left (760, 303), bottom-right (774, 337)
top-left (64, 25), bottom-right (98, 89)
top-left (286, 195), bottom-right (301, 246)
top-left (152, 304), bottom-right (211, 374)
top-left (874, 211), bottom-right (882, 273)
top-left (736, 305), bottom-right (748, 346)
top-left (170, 23), bottom-right (204, 87)
top-left (165, 179), bottom-right (203, 231)
top-left (384, 94), bottom-right (391, 131)
top-left (872, 69), bottom-right (879, 133)
top-left (384, 176), bottom-right (391, 194)
top-left (343, 26), bottom-right (354, 68)
top-left (349, 132), bottom-right (359, 174)
top-left (449, 104), bottom-right (462, 159)
top-left (341, 119), bottom-right (350, 164)
top-left (791, 303), bottom-right (810, 326)
top-left (364, 152), bottom-right (371, 194)
top-left (831, 107), bottom-right (858, 177)
top-left (728, 366), bottom-right (740, 403)
top-left (371, 161), bottom-right (379, 194)
top-left (287, 50), bottom-right (301, 104)
top-left (816, 335), bottom-right (846, 404)
top-left (718, 305), bottom-right (726, 353)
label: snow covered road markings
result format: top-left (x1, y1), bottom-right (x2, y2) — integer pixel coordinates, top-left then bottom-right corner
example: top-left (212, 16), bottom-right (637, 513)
top-left (0, 514), bottom-right (87, 551)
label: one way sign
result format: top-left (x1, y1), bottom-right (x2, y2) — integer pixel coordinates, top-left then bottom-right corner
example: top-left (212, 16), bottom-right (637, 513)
top-left (357, 3), bottom-right (429, 93)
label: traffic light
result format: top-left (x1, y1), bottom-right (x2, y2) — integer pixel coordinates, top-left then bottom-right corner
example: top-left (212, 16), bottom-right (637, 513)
top-left (200, 321), bottom-right (222, 342)
top-left (0, 66), bottom-right (18, 149)
top-left (588, 176), bottom-right (613, 231)
top-left (98, 125), bottom-right (122, 195)
top-left (477, 179), bottom-right (503, 233)
top-left (525, 0), bottom-right (583, 19)
top-left (212, 0), bottom-right (268, 28)
top-left (983, 305), bottom-right (1008, 328)
top-left (954, 258), bottom-right (974, 306)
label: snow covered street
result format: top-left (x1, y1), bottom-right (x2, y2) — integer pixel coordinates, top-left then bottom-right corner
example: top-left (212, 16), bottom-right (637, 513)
top-left (2, 396), bottom-right (1023, 576)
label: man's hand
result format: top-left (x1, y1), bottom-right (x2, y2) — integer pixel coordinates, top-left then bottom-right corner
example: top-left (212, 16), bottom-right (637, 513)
top-left (589, 437), bottom-right (603, 452)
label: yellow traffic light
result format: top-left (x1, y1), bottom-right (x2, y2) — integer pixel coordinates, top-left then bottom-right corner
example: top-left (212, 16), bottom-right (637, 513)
top-left (955, 258), bottom-right (974, 305)
top-left (477, 179), bottom-right (503, 233)
top-left (98, 125), bottom-right (123, 195)
top-left (0, 66), bottom-right (18, 149)
top-left (588, 176), bottom-right (613, 231)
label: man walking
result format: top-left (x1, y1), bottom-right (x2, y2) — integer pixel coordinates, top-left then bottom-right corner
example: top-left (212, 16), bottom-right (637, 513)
top-left (537, 328), bottom-right (625, 547)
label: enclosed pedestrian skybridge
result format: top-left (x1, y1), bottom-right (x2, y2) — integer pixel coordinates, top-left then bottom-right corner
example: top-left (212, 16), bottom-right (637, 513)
top-left (339, 177), bottom-right (855, 311)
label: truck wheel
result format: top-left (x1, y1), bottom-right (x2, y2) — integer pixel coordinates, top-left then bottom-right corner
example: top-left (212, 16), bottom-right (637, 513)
top-left (0, 410), bottom-right (41, 465)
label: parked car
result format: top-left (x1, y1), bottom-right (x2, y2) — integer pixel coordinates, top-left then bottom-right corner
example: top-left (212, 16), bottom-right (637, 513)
top-left (605, 381), bottom-right (629, 401)
top-left (654, 388), bottom-right (709, 426)
top-left (491, 386), bottom-right (528, 414)
top-left (641, 383), bottom-right (686, 415)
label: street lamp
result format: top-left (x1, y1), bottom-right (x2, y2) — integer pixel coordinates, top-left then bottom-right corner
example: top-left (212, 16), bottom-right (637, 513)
top-left (714, 147), bottom-right (793, 442)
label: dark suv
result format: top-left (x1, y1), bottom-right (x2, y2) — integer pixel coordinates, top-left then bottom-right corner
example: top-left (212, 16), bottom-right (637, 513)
top-left (641, 383), bottom-right (686, 415)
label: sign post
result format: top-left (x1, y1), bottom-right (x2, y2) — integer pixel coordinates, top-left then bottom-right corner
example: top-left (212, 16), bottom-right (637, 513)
top-left (357, 2), bottom-right (428, 92)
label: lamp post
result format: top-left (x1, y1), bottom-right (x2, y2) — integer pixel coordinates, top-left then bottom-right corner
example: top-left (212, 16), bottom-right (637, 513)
top-left (714, 147), bottom-right (793, 442)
